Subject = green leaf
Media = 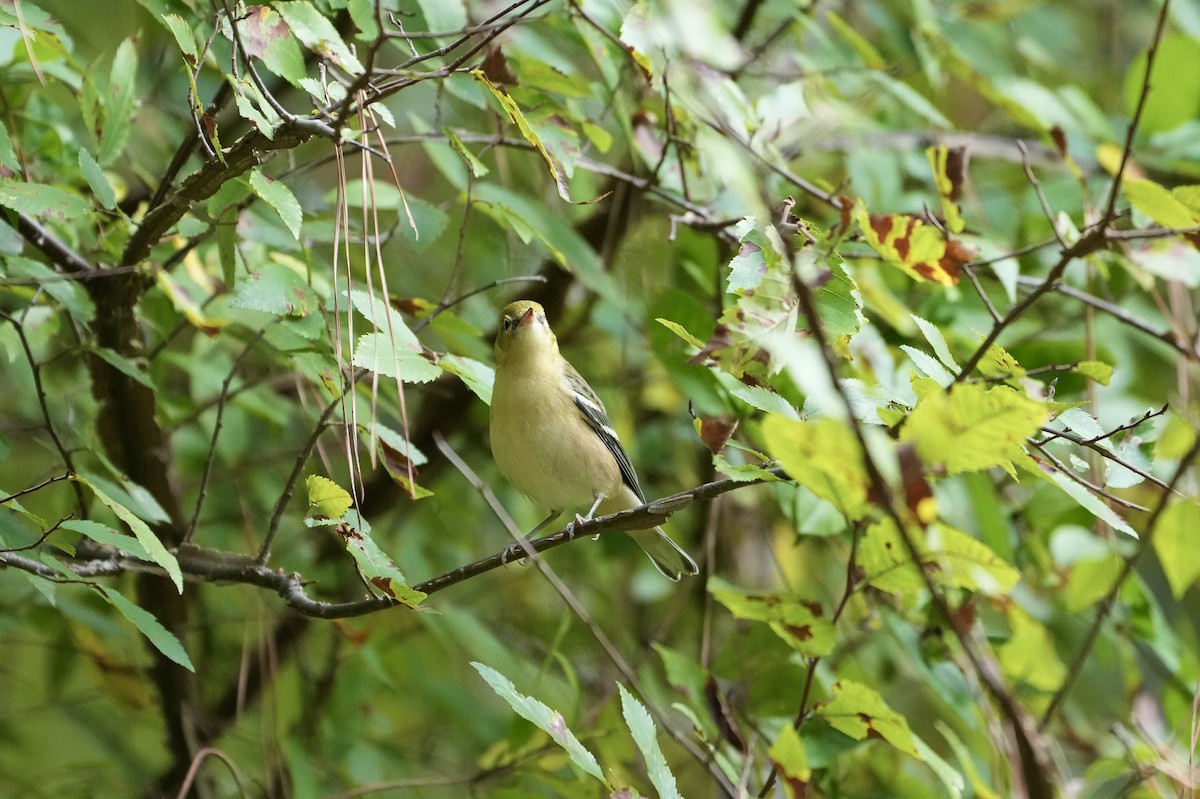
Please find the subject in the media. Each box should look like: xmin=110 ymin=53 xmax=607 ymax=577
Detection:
xmin=443 ymin=127 xmax=490 ymax=177
xmin=1122 ymin=179 xmax=1199 ymax=229
xmin=78 ymin=149 xmax=116 ymax=210
xmin=441 ymin=354 xmax=494 ymax=404
xmin=912 ymin=314 xmax=959 ymax=371
xmin=655 ymin=317 xmax=705 ymax=350
xmin=77 ymin=476 xmax=183 ymax=593
xmin=997 ymin=607 xmax=1065 ymax=691
xmin=762 ymin=416 xmax=871 ymax=521
xmin=1046 ymin=467 xmax=1136 ymax=537
xmin=1074 ymin=360 xmax=1113 ymax=385
xmin=276 ymin=1 xmax=364 ymax=73
xmin=352 ymin=332 xmax=441 ymax=383
xmin=305 ymin=475 xmax=353 ymax=519
xmin=473 ymin=70 xmax=573 ymax=202
xmin=859 ymin=520 xmax=1020 ymax=596
xmin=0 ymin=180 xmax=91 ymax=220
xmin=249 ymin=169 xmax=302 ymax=238
xmin=816 ymin=680 xmax=921 ymax=758
xmin=1154 ymin=500 xmax=1200 ymax=598
xmin=347 ymin=0 xmax=380 ymax=39
xmin=95 ymin=585 xmax=194 ymax=671
xmin=617 ymin=684 xmax=677 ymax=799
xmin=331 ymin=513 xmax=426 ymax=607
xmin=1123 ymin=34 xmax=1200 ymax=135
xmin=1063 ymin=551 xmax=1122 ymax=612
xmin=416 ymin=0 xmax=467 ymax=35
xmin=217 ymin=208 xmax=238 ymax=287
xmin=825 ymin=10 xmax=885 ymax=68
xmin=89 ymin=346 xmax=153 ymax=388
xmin=60 ymin=519 xmax=151 ymax=561
xmin=160 ymin=12 xmax=198 ymax=58
xmin=472 ymin=662 xmax=607 ymax=784
xmin=902 ymin=383 xmax=1047 ymax=476
xmin=99 ymin=38 xmax=138 ymax=166
xmin=768 ymin=724 xmax=811 ymax=791
xmin=231 ymin=263 xmax=320 ymax=316
xmin=0 ymin=120 xmax=20 ymax=173
xmin=3 ymin=255 xmax=95 ymax=324
xmin=710 ymin=580 xmax=835 ymax=656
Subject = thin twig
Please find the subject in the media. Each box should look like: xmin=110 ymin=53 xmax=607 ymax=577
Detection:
xmin=184 ymin=327 xmax=268 ymax=545
xmin=256 ymin=393 xmax=343 ymax=564
xmin=0 ymin=312 xmax=88 ymax=517
xmin=1040 ymin=435 xmax=1200 ymax=730
xmin=1101 ymin=0 xmax=1173 ymax=223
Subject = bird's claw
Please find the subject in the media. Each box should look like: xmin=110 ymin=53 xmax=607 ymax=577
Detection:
xmin=500 ymin=540 xmax=532 ymax=565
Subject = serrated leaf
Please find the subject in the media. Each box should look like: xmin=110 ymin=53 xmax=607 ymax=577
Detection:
xmin=333 ymin=514 xmax=425 ymax=607
xmin=473 ymin=70 xmax=573 ymax=202
xmin=444 ymin=127 xmax=490 ymax=177
xmin=77 ymin=476 xmax=182 ymax=593
xmin=60 ymin=519 xmax=151 ymax=561
xmin=0 ymin=180 xmax=91 ymax=220
xmin=655 ymin=317 xmax=705 ymax=350
xmin=901 ymin=345 xmax=955 ymax=387
xmin=161 ymin=12 xmax=197 ymax=58
xmin=1154 ymin=501 xmax=1200 ymax=598
xmin=352 ymin=332 xmax=442 ymax=383
xmin=1045 ymin=466 xmax=1136 ymax=537
xmin=912 ymin=315 xmax=960 ymax=371
xmin=249 ymin=169 xmax=302 ymax=238
xmin=305 ymin=475 xmax=353 ymax=519
xmin=78 ymin=149 xmax=116 ymax=209
xmin=618 ymin=684 xmax=677 ymax=799
xmin=96 ymin=586 xmax=194 ymax=671
xmin=472 ymin=662 xmax=607 ymax=784
xmin=817 ymin=680 xmax=921 ymax=758
xmin=232 ymin=263 xmax=319 ymax=316
xmin=768 ymin=724 xmax=811 ymax=796
xmin=860 ymin=519 xmax=1019 ymax=596
xmin=710 ymin=580 xmax=835 ymax=656
xmin=902 ymin=383 xmax=1047 ymax=476
xmin=441 ymin=354 xmax=494 ymax=404
xmin=855 ymin=202 xmax=967 ymax=286
xmin=762 ymin=416 xmax=870 ymax=521
xmin=0 ymin=120 xmax=18 ymax=172
xmin=275 ymin=1 xmax=364 ymax=73
xmin=3 ymin=256 xmax=95 ymax=324
xmin=98 ymin=38 xmax=138 ymax=165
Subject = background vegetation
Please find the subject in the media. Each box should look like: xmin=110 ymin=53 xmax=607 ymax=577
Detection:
xmin=1 ymin=0 xmax=1198 ymax=797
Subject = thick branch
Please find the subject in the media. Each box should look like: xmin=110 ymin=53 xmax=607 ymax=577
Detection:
xmin=9 ymin=211 xmax=99 ymax=273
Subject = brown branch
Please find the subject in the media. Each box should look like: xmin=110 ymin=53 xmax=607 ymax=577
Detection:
xmin=9 ymin=211 xmax=99 ymax=274
xmin=955 ymin=223 xmax=1110 ymax=382
xmin=1 ymin=469 xmax=784 ymax=619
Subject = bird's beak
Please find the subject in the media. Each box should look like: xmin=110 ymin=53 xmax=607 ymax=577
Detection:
xmin=519 ymin=307 xmax=536 ymax=327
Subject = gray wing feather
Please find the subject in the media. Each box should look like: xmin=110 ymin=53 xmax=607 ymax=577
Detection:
xmin=564 ymin=368 xmax=645 ymax=501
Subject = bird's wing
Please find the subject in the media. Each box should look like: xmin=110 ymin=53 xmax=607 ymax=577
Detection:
xmin=562 ymin=363 xmax=645 ymax=502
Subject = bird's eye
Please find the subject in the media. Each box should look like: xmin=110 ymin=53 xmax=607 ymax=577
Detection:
xmin=502 ymin=316 xmax=514 ymax=332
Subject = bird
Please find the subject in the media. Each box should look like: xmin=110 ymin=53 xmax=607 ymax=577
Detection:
xmin=489 ymin=300 xmax=699 ymax=580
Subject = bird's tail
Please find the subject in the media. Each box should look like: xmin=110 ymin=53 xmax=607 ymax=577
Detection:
xmin=627 ymin=527 xmax=699 ymax=581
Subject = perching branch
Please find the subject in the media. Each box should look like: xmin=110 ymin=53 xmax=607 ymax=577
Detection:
xmin=0 ymin=469 xmax=783 ymax=619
